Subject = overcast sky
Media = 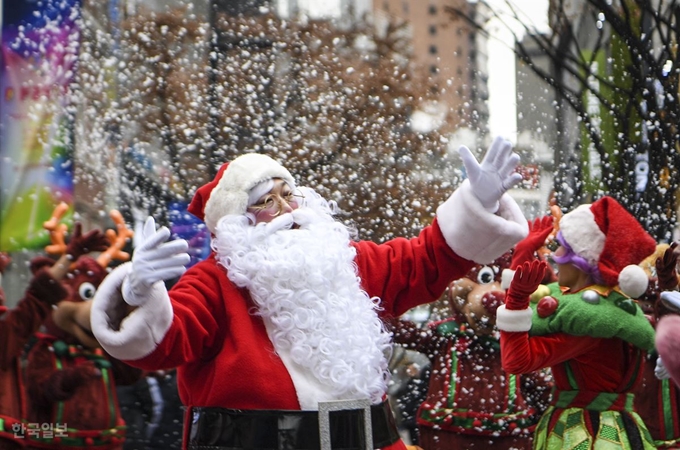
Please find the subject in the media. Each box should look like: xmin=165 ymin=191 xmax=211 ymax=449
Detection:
xmin=486 ymin=0 xmax=550 ymax=142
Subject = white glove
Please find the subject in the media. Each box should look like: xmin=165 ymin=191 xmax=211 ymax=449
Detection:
xmin=459 ymin=136 xmax=523 ymax=212
xmin=655 ymin=356 xmax=671 ymax=380
xmin=122 ymin=216 xmax=190 ymax=306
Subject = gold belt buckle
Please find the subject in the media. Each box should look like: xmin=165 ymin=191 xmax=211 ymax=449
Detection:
xmin=317 ymin=399 xmax=373 ymax=450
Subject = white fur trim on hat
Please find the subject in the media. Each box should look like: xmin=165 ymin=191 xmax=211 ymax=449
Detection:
xmin=559 ymin=204 xmax=605 ymax=267
xmin=91 ymin=262 xmax=173 ymax=361
xmin=248 ymin=179 xmax=275 ymax=206
xmin=618 ymin=264 xmax=649 ymax=298
xmin=436 ymin=180 xmax=528 ymax=264
xmin=204 ymin=154 xmax=295 ymax=233
xmin=496 ymin=304 xmax=533 ymax=332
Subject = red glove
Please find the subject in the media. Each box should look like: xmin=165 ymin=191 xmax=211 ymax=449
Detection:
xmin=505 ymin=260 xmax=547 ymax=310
xmin=65 ymin=223 xmax=109 ymax=261
xmin=511 ymin=216 xmax=554 ymax=269
xmin=656 ymin=242 xmax=679 ymax=291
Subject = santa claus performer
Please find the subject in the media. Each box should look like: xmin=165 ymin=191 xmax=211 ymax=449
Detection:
xmin=90 ymin=137 xmax=529 ymax=450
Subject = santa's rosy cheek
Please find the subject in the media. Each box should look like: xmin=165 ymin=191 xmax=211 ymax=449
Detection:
xmin=253 ymin=208 xmax=278 ymax=224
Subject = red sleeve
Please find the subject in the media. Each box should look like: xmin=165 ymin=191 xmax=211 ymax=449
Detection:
xmin=500 ymin=330 xmax=601 ymax=374
xmin=353 ymin=218 xmax=474 ymax=317
xmin=131 ymin=258 xmax=226 ymax=370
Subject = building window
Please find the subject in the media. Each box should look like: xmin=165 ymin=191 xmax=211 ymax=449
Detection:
xmin=429 ymin=25 xmax=437 ymax=35
xmin=403 ymin=2 xmax=409 ymax=13
xmin=383 ymin=1 xmax=389 ymax=11
xmin=429 ymin=5 xmax=437 ymax=14
xmin=430 ymin=65 xmax=439 ymax=74
xmin=429 ymin=45 xmax=437 ymax=54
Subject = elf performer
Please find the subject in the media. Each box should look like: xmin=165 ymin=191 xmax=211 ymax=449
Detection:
xmin=90 ymin=137 xmax=529 ymax=450
xmin=497 ymin=196 xmax=659 ymax=450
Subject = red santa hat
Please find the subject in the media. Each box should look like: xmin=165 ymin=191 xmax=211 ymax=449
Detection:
xmin=559 ymin=196 xmax=656 ymax=298
xmin=188 ymin=153 xmax=295 ymax=233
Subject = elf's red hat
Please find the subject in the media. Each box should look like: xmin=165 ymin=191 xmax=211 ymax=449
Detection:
xmin=188 ymin=153 xmax=295 ymax=233
xmin=559 ymin=196 xmax=656 ymax=298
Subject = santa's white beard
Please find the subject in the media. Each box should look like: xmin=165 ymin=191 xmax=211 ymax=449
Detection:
xmin=212 ymin=193 xmax=391 ymax=409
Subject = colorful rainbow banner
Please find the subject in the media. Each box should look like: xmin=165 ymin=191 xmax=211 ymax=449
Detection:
xmin=0 ymin=0 xmax=80 ymax=251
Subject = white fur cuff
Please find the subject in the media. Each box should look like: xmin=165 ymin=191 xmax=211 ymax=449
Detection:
xmin=91 ymin=262 xmax=173 ymax=361
xmin=501 ymin=269 xmax=515 ymax=290
xmin=496 ymin=304 xmax=533 ymax=332
xmin=436 ymin=180 xmax=528 ymax=264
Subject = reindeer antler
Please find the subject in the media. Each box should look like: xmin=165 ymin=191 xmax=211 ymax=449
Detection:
xmin=549 ymin=197 xmax=562 ymax=240
xmin=43 ymin=202 xmax=70 ymax=256
xmin=96 ymin=210 xmax=134 ymax=268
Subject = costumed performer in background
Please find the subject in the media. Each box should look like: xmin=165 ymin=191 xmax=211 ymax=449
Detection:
xmin=497 ymin=196 xmax=660 ymax=449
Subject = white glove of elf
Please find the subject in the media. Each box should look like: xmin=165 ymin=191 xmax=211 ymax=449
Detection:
xmin=122 ymin=216 xmax=190 ymax=306
xmin=655 ymin=356 xmax=671 ymax=380
xmin=459 ymin=136 xmax=523 ymax=212
xmin=660 ymin=290 xmax=680 ymax=312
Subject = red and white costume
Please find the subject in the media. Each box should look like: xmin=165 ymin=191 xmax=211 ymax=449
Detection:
xmin=92 ymin=153 xmax=528 ymax=450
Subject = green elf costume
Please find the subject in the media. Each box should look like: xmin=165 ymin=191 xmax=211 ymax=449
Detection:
xmin=497 ymin=197 xmax=659 ymax=450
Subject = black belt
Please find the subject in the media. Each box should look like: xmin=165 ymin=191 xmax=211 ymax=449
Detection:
xmin=187 ymin=399 xmax=401 ymax=449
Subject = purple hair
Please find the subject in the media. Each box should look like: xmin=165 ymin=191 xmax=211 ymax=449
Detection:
xmin=552 ymin=231 xmax=604 ymax=284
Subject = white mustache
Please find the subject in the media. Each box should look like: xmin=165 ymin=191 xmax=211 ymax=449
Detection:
xmin=261 ymin=212 xmax=295 ymax=233
xmin=259 ymin=207 xmax=326 ymax=234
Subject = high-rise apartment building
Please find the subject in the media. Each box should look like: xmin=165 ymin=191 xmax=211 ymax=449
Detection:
xmin=372 ymin=0 xmax=490 ymax=137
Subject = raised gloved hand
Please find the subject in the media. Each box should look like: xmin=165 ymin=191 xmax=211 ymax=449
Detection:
xmin=459 ymin=136 xmax=523 ymax=212
xmin=122 ymin=217 xmax=190 ymax=306
xmin=656 ymin=242 xmax=679 ymax=291
xmin=65 ymin=222 xmax=109 ymax=261
xmin=505 ymin=260 xmax=547 ymax=310
xmin=511 ymin=216 xmax=555 ymax=269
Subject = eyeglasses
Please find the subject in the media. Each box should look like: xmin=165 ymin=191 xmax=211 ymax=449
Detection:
xmin=248 ymin=192 xmax=305 ymax=217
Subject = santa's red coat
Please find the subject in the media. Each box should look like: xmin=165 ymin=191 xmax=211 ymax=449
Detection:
xmin=92 ymin=182 xmax=529 ymax=450
xmin=137 ymin=221 xmax=470 ymax=408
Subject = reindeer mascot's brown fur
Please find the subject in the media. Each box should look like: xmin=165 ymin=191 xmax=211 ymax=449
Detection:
xmin=0 ymin=250 xmax=61 ymax=450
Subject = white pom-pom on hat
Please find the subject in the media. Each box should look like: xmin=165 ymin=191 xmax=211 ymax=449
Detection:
xmin=618 ymin=265 xmax=649 ymax=299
